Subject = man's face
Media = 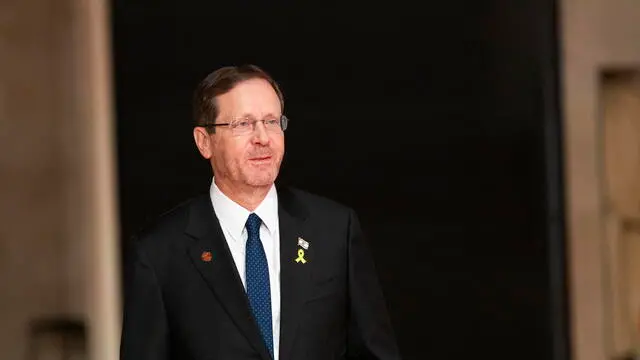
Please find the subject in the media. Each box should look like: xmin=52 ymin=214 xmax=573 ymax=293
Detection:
xmin=206 ymin=78 xmax=285 ymax=188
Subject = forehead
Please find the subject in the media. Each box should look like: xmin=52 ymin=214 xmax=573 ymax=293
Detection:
xmin=216 ymin=78 xmax=281 ymax=118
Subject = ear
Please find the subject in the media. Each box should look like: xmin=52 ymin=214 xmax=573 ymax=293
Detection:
xmin=193 ymin=127 xmax=213 ymax=159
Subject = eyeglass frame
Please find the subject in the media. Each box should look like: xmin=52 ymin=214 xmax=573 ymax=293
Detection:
xmin=202 ymin=114 xmax=289 ymax=135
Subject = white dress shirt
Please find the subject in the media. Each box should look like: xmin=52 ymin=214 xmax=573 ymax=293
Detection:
xmin=210 ymin=179 xmax=281 ymax=359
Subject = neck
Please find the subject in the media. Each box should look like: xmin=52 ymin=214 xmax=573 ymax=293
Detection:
xmin=214 ymin=177 xmax=271 ymax=212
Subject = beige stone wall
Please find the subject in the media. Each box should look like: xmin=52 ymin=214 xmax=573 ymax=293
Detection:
xmin=0 ymin=0 xmax=120 ymax=359
xmin=601 ymin=72 xmax=640 ymax=356
xmin=560 ymin=0 xmax=640 ymax=359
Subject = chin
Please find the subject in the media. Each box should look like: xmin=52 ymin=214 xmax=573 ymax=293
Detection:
xmin=243 ymin=171 xmax=278 ymax=187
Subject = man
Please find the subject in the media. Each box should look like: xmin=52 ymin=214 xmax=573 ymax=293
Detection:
xmin=120 ymin=64 xmax=401 ymax=360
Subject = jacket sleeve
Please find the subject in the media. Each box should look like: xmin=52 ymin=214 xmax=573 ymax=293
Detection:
xmin=346 ymin=209 xmax=402 ymax=360
xmin=120 ymin=238 xmax=169 ymax=360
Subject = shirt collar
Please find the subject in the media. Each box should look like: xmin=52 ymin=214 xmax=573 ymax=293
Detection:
xmin=210 ymin=178 xmax=278 ymax=237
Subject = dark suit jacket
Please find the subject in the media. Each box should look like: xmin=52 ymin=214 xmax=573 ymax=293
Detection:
xmin=120 ymin=186 xmax=401 ymax=360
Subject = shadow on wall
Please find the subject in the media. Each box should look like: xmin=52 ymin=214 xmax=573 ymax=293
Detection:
xmin=24 ymin=316 xmax=87 ymax=360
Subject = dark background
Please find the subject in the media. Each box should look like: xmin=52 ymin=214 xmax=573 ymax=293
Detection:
xmin=110 ymin=1 xmax=568 ymax=359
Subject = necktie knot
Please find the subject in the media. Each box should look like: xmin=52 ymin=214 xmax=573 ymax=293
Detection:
xmin=246 ymin=213 xmax=262 ymax=237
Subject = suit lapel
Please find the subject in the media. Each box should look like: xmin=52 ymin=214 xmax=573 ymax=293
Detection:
xmin=185 ymin=195 xmax=272 ymax=360
xmin=277 ymin=189 xmax=311 ymax=360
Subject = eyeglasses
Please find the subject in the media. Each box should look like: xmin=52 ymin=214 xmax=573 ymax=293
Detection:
xmin=204 ymin=115 xmax=289 ymax=136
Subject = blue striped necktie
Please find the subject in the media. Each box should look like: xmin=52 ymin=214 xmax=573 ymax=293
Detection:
xmin=245 ymin=213 xmax=274 ymax=358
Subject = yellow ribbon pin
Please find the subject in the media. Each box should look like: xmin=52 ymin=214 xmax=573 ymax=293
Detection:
xmin=295 ymin=249 xmax=307 ymax=264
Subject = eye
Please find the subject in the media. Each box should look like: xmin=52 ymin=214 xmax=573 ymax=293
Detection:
xmin=235 ymin=120 xmax=251 ymax=128
xmin=265 ymin=119 xmax=279 ymax=126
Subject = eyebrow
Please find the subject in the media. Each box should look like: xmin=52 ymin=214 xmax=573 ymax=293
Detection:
xmin=236 ymin=113 xmax=280 ymax=120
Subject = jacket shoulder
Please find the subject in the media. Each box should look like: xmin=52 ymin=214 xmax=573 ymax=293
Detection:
xmin=282 ymin=186 xmax=354 ymax=218
xmin=128 ymin=194 xmax=206 ymax=257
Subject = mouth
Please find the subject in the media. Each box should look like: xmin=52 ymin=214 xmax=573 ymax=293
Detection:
xmin=248 ymin=155 xmax=272 ymax=163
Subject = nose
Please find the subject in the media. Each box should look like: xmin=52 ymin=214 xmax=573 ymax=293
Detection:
xmin=251 ymin=121 xmax=270 ymax=145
